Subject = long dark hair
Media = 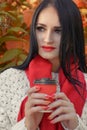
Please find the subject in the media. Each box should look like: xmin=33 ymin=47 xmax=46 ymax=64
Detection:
xmin=16 ymin=0 xmax=86 ymax=94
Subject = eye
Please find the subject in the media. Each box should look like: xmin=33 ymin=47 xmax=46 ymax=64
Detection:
xmin=54 ymin=28 xmax=62 ymax=34
xmin=36 ymin=26 xmax=45 ymax=32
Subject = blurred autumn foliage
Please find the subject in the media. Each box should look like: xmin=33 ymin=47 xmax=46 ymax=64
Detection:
xmin=0 ymin=0 xmax=41 ymax=72
xmin=73 ymin=0 xmax=87 ymax=43
xmin=0 ymin=0 xmax=87 ymax=72
xmin=73 ymin=0 xmax=87 ymax=69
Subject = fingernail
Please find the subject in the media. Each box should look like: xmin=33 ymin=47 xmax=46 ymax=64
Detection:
xmin=41 ymin=106 xmax=49 ymax=110
xmin=46 ymin=101 xmax=51 ymax=105
xmin=35 ymin=86 xmax=40 ymax=90
xmin=51 ymin=93 xmax=56 ymax=99
xmin=45 ymin=95 xmax=53 ymax=99
xmin=50 ymin=120 xmax=55 ymax=124
xmin=45 ymin=94 xmax=55 ymax=99
xmin=48 ymin=115 xmax=52 ymax=120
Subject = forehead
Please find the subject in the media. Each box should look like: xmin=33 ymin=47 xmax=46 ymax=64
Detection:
xmin=37 ymin=6 xmax=60 ymax=26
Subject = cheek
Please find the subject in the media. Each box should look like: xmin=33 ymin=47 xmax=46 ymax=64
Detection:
xmin=54 ymin=36 xmax=61 ymax=48
xmin=54 ymin=34 xmax=61 ymax=42
xmin=36 ymin=33 xmax=44 ymax=45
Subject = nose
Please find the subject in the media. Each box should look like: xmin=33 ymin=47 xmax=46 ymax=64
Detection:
xmin=44 ymin=30 xmax=53 ymax=43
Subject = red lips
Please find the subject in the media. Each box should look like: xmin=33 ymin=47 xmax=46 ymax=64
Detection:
xmin=41 ymin=46 xmax=56 ymax=52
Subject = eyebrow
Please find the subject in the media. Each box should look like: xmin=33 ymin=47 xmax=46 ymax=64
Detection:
xmin=36 ymin=23 xmax=62 ymax=29
xmin=36 ymin=23 xmax=46 ymax=27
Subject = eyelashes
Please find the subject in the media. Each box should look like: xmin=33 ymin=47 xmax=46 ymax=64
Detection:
xmin=36 ymin=26 xmax=45 ymax=32
xmin=36 ymin=26 xmax=62 ymax=34
xmin=54 ymin=29 xmax=62 ymax=34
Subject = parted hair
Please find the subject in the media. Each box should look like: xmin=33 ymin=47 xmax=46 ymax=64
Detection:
xmin=16 ymin=0 xmax=86 ymax=94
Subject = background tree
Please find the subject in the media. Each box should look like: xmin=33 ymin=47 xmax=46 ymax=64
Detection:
xmin=0 ymin=0 xmax=87 ymax=72
xmin=0 ymin=0 xmax=41 ymax=72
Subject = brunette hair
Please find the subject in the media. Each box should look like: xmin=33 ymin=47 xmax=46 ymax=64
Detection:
xmin=16 ymin=0 xmax=86 ymax=94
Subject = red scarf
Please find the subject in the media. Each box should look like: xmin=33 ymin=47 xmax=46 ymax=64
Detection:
xmin=18 ymin=55 xmax=86 ymax=130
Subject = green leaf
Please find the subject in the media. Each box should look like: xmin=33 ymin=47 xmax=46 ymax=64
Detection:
xmin=17 ymin=53 xmax=27 ymax=65
xmin=7 ymin=27 xmax=28 ymax=34
xmin=0 ymin=2 xmax=8 ymax=10
xmin=19 ymin=53 xmax=27 ymax=60
xmin=0 ymin=36 xmax=28 ymax=45
xmin=0 ymin=11 xmax=16 ymax=21
xmin=0 ymin=49 xmax=23 ymax=63
xmin=17 ymin=60 xmax=24 ymax=65
xmin=0 ymin=61 xmax=16 ymax=73
xmin=7 ymin=11 xmax=24 ymax=26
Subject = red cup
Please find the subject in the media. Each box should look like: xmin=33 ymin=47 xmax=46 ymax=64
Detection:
xmin=34 ymin=78 xmax=57 ymax=112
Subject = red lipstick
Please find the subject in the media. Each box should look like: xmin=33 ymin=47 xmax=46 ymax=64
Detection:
xmin=41 ymin=46 xmax=56 ymax=52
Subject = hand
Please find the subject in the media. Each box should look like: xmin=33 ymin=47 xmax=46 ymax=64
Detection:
xmin=47 ymin=92 xmax=78 ymax=130
xmin=25 ymin=86 xmax=51 ymax=130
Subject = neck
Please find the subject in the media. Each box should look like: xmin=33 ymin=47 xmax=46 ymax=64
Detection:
xmin=49 ymin=57 xmax=60 ymax=73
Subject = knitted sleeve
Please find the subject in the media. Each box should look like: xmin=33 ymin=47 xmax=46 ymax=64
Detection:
xmin=12 ymin=117 xmax=40 ymax=130
xmin=62 ymin=73 xmax=87 ymax=130
xmin=0 ymin=68 xmax=29 ymax=130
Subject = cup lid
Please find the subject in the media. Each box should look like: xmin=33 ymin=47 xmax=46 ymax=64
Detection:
xmin=34 ymin=78 xmax=57 ymax=84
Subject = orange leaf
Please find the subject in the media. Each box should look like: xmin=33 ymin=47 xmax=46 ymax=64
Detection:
xmin=23 ymin=9 xmax=34 ymax=27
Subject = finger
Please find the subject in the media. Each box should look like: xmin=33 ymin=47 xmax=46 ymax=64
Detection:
xmin=54 ymin=92 xmax=70 ymax=101
xmin=48 ymin=106 xmax=74 ymax=120
xmin=30 ymin=93 xmax=52 ymax=100
xmin=29 ymin=98 xmax=51 ymax=107
xmin=26 ymin=106 xmax=44 ymax=115
xmin=25 ymin=105 xmax=44 ymax=117
xmin=30 ymin=106 xmax=48 ymax=114
xmin=50 ymin=113 xmax=77 ymax=124
xmin=28 ymin=86 xmax=40 ymax=96
xmin=48 ymin=99 xmax=72 ymax=110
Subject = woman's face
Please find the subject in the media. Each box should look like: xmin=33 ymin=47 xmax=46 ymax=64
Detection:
xmin=36 ymin=5 xmax=62 ymax=61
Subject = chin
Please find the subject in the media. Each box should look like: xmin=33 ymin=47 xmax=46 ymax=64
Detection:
xmin=39 ymin=54 xmax=56 ymax=60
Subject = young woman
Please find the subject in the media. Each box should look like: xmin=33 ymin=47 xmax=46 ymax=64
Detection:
xmin=0 ymin=0 xmax=87 ymax=130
